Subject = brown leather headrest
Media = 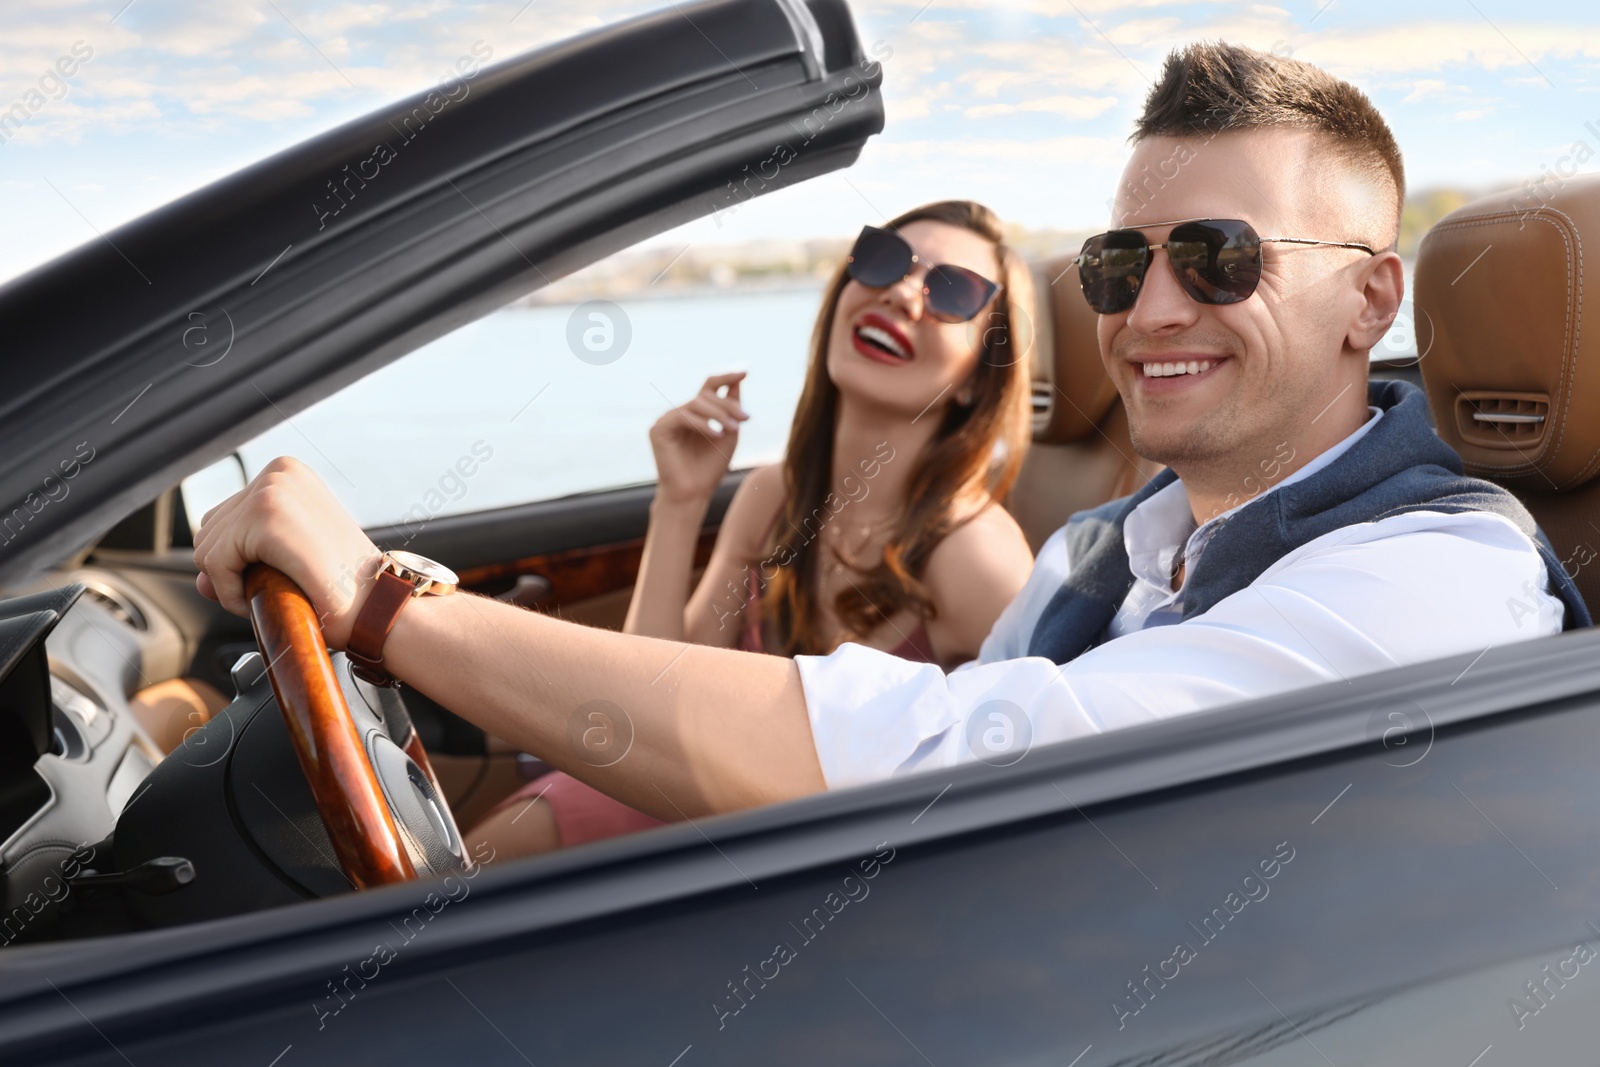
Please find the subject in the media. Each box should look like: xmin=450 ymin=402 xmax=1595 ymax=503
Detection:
xmin=1417 ymin=177 xmax=1600 ymax=490
xmin=1029 ymin=255 xmax=1120 ymax=443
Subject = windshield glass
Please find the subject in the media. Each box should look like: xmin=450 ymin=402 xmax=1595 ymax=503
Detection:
xmin=6 ymin=0 xmax=1600 ymax=1001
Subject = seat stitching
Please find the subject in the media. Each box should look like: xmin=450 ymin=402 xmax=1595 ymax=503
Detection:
xmin=1554 ymin=206 xmax=1600 ymax=485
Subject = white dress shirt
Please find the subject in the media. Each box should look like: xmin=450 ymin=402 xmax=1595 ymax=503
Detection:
xmin=796 ymin=409 xmax=1568 ymax=788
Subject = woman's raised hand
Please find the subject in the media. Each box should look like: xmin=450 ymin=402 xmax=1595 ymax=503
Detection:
xmin=648 ymin=372 xmax=750 ymax=506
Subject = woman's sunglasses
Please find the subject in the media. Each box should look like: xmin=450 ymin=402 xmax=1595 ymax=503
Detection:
xmin=846 ymin=226 xmax=1002 ymax=323
xmin=1075 ymin=218 xmax=1376 ymax=315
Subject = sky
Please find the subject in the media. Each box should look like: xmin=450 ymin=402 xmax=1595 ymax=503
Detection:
xmin=3 ymin=0 xmax=1600 ymax=286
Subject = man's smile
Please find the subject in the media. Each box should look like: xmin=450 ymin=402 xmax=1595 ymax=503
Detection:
xmin=1125 ymin=354 xmax=1231 ymax=393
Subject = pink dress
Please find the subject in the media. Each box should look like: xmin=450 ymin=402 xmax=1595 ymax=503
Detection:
xmin=480 ymin=558 xmax=936 ymax=849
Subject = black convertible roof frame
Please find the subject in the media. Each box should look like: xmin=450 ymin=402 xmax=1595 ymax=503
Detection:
xmin=0 ymin=0 xmax=883 ymax=585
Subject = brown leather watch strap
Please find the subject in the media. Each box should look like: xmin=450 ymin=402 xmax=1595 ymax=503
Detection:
xmin=347 ymin=569 xmax=415 ymax=688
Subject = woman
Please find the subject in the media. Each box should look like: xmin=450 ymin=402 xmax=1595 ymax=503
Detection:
xmin=470 ymin=200 xmax=1037 ymax=855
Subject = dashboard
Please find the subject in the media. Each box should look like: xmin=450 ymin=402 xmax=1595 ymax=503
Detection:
xmin=0 ymin=564 xmax=473 ymax=947
xmin=0 ymin=582 xmax=164 ymax=945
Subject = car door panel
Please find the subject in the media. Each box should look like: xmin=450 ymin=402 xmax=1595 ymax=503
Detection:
xmin=7 ymin=628 xmax=1600 ymax=1064
xmin=370 ymin=471 xmax=743 ymax=616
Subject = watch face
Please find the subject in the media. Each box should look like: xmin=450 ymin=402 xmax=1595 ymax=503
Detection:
xmin=386 ymin=550 xmax=459 ymax=590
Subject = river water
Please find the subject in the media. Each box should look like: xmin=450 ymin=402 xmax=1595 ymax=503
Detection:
xmin=220 ymin=287 xmax=826 ymax=527
xmin=197 ymin=279 xmax=1424 ymax=529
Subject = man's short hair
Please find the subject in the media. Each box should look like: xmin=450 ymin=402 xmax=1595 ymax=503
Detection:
xmin=1134 ymin=42 xmax=1404 ymax=247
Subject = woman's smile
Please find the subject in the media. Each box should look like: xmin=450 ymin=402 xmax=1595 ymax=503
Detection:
xmin=852 ymin=312 xmax=916 ymax=364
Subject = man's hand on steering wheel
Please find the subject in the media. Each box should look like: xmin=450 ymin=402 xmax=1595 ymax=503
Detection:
xmin=192 ymin=456 xmax=381 ymax=649
xmin=194 ymin=456 xmax=469 ymax=888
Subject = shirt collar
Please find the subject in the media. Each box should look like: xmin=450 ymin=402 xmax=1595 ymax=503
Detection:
xmin=1123 ymin=405 xmax=1385 ymax=586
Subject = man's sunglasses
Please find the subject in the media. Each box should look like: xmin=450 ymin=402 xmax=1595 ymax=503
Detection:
xmin=1075 ymin=218 xmax=1376 ymax=315
xmin=846 ymin=226 xmax=1002 ymax=323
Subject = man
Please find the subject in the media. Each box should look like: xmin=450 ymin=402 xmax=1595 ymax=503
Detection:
xmin=193 ymin=43 xmax=1587 ymax=821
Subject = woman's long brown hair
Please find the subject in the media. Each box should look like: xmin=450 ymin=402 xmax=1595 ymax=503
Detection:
xmin=758 ymin=200 xmax=1035 ymax=656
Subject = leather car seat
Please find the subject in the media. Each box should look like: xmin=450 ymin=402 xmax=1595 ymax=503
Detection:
xmin=1416 ymin=176 xmax=1600 ymax=617
xmin=1006 ymin=255 xmax=1163 ymax=551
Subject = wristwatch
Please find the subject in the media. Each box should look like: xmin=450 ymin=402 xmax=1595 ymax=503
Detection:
xmin=347 ymin=550 xmax=458 ymax=687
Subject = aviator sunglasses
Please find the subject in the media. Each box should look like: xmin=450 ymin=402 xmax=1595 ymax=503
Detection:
xmin=846 ymin=225 xmax=1002 ymax=323
xmin=1075 ymin=218 xmax=1376 ymax=315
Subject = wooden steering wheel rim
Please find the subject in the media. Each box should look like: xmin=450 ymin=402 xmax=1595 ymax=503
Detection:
xmin=245 ymin=563 xmax=417 ymax=889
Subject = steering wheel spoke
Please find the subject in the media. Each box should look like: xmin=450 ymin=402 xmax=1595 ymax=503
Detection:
xmin=245 ymin=564 xmax=423 ymax=888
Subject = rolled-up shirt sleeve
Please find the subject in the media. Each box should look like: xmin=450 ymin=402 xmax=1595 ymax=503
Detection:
xmin=795 ymin=510 xmax=1566 ymax=790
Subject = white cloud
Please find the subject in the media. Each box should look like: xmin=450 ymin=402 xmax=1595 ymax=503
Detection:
xmin=876 ymin=0 xmax=1207 ymax=15
xmin=0 ymin=0 xmax=649 ymax=146
xmin=1293 ymin=22 xmax=1600 ymax=80
xmin=963 ymin=38 xmax=1143 ymax=95
xmin=1403 ymin=78 xmax=1449 ymax=102
xmin=965 ymin=94 xmax=1118 ymax=119
xmin=884 ymin=93 xmax=931 ymax=121
xmin=5 ymin=0 xmax=1600 ymax=286
xmin=870 ymin=130 xmax=1129 ymax=177
xmin=140 ymin=8 xmax=267 ymax=58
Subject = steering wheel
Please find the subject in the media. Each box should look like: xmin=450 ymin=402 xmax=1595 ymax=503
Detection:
xmin=243 ymin=563 xmax=456 ymax=889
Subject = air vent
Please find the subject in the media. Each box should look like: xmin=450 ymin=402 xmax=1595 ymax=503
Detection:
xmin=1456 ymin=392 xmax=1549 ymax=451
xmin=80 ymin=580 xmax=148 ymax=631
xmin=1031 ymin=381 xmax=1052 ymax=419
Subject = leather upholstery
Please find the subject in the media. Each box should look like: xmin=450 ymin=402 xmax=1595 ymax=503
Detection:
xmin=1008 ymin=255 xmax=1161 ymax=551
xmin=1417 ymin=176 xmax=1600 ymax=613
xmin=1031 ymin=254 xmax=1123 ymax=444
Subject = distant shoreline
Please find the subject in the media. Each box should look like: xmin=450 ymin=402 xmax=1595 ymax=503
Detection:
xmin=519 ymin=277 xmax=827 ymax=307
